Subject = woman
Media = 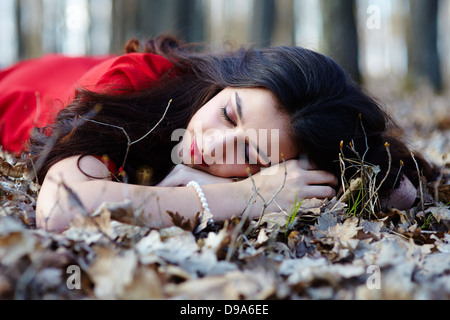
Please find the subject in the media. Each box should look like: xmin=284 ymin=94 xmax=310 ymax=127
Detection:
xmin=1 ymin=35 xmax=432 ymax=233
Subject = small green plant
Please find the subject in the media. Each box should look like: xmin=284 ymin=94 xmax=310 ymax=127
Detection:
xmin=339 ymin=146 xmax=388 ymax=218
xmin=347 ymin=186 xmax=363 ymax=217
xmin=337 ymin=115 xmax=395 ymax=219
xmin=285 ymin=196 xmax=304 ymax=238
xmin=421 ymin=201 xmax=450 ymax=230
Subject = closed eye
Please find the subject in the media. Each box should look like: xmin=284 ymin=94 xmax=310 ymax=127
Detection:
xmin=220 ymin=106 xmax=252 ymax=163
xmin=220 ymin=106 xmax=236 ymax=126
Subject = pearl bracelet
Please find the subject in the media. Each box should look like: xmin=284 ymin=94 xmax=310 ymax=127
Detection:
xmin=187 ymin=181 xmax=214 ymax=232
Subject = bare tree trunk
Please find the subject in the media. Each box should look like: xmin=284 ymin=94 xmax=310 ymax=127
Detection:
xmin=175 ymin=0 xmax=205 ymax=42
xmin=111 ymin=0 xmax=140 ymax=53
xmin=251 ymin=0 xmax=276 ymax=47
xmin=16 ymin=0 xmax=43 ymax=60
xmin=111 ymin=0 xmax=205 ymax=52
xmin=88 ymin=0 xmax=113 ymax=55
xmin=320 ymin=0 xmax=360 ymax=82
xmin=407 ymin=0 xmax=442 ymax=92
xmin=137 ymin=0 xmax=176 ymax=38
xmin=272 ymin=0 xmax=295 ymax=46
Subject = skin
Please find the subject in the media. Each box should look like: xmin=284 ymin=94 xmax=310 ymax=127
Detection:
xmin=161 ymin=87 xmax=299 ymax=186
xmin=36 ymin=87 xmax=339 ymax=232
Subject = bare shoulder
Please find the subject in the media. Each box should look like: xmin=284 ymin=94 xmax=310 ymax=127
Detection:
xmin=45 ymin=155 xmax=112 ymax=184
xmin=36 ymin=155 xmax=113 ymax=231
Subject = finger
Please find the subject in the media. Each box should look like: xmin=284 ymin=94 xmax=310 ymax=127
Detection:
xmin=304 ymin=171 xmax=339 ymax=187
xmin=302 ymin=185 xmax=337 ymax=199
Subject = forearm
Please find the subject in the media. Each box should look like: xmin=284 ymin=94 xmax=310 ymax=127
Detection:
xmin=37 ymin=179 xmax=257 ymax=232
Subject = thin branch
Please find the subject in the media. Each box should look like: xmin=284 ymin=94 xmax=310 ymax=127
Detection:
xmin=226 ymin=157 xmax=289 ymax=261
xmin=339 ymin=141 xmax=347 ymax=194
xmin=80 ymin=99 xmax=173 ymax=172
xmin=27 ymin=153 xmax=40 ymax=186
xmin=433 ymin=153 xmax=446 ymax=203
xmin=411 ymin=152 xmax=425 ymax=212
xmin=225 ymin=186 xmax=258 ymax=262
xmin=384 ymin=160 xmax=404 ymax=210
xmin=358 ymin=113 xmax=369 ymax=162
xmin=360 ymin=142 xmax=392 ymax=217
xmin=131 ymin=99 xmax=172 ymax=145
xmin=249 ymin=157 xmax=288 ymax=229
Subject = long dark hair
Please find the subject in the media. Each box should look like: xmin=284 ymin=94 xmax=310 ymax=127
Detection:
xmin=28 ymin=35 xmax=433 ymax=198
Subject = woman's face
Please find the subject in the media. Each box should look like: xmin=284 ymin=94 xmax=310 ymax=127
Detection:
xmin=175 ymin=87 xmax=298 ymax=178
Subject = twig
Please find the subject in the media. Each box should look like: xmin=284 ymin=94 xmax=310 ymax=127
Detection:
xmin=59 ymin=179 xmax=118 ymax=244
xmin=411 ymin=152 xmax=425 ymax=212
xmin=226 ymin=157 xmax=289 ymax=261
xmin=252 ymin=157 xmax=288 ymax=229
xmin=225 ymin=187 xmax=257 ymax=262
xmin=131 ymin=99 xmax=173 ymax=145
xmin=265 ymin=158 xmax=288 ymax=208
xmin=339 ymin=141 xmax=347 ymax=194
xmin=80 ymin=99 xmax=173 ymax=173
xmin=358 ymin=114 xmax=370 ymax=163
xmin=58 ymin=180 xmax=89 ymax=216
xmin=28 ymin=153 xmax=40 ymax=186
xmin=434 ymin=153 xmax=446 ymax=203
xmin=360 ymin=142 xmax=392 ymax=217
xmin=384 ymin=160 xmax=404 ymax=210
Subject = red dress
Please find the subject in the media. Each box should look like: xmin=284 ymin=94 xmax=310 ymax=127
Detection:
xmin=0 ymin=53 xmax=174 ymax=155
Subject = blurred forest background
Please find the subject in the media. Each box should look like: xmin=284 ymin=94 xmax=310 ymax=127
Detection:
xmin=0 ymin=0 xmax=449 ymax=93
xmin=0 ymin=1 xmax=449 ymax=301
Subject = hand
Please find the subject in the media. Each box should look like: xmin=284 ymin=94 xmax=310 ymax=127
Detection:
xmin=157 ymin=164 xmax=235 ymax=187
xmin=244 ymin=159 xmax=338 ymax=212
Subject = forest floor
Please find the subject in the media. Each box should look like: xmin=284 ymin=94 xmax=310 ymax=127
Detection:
xmin=0 ymin=81 xmax=449 ymax=300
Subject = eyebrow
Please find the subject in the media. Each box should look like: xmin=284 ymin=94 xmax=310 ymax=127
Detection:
xmin=235 ymin=92 xmax=243 ymax=123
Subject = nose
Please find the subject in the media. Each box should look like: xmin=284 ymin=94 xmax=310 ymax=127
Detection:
xmin=202 ymin=130 xmax=245 ymax=165
xmin=202 ymin=132 xmax=221 ymax=159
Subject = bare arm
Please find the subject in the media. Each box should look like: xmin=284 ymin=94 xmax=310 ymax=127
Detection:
xmin=37 ymin=156 xmax=337 ymax=233
xmin=36 ymin=156 xmax=253 ymax=232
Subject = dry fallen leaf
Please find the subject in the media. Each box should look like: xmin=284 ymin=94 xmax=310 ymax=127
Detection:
xmin=0 ymin=157 xmax=27 ymax=179
xmin=86 ymin=246 xmax=138 ymax=299
xmin=326 ymin=217 xmax=363 ymax=245
xmin=1 ymin=97 xmax=449 ymax=302
xmin=167 ymin=211 xmax=199 ymax=232
xmin=0 ymin=217 xmax=37 ymax=267
xmin=165 ymin=268 xmax=276 ymax=300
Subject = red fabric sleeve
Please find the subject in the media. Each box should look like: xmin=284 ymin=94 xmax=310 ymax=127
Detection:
xmin=0 ymin=53 xmax=174 ymax=155
xmin=78 ymin=52 xmax=175 ymax=94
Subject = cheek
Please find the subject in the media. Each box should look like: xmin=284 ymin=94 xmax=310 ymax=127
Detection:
xmin=190 ymin=104 xmax=218 ymax=126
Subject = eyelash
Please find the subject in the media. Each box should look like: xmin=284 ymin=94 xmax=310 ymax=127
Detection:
xmin=220 ymin=106 xmax=235 ymax=126
xmin=220 ymin=106 xmax=250 ymax=163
